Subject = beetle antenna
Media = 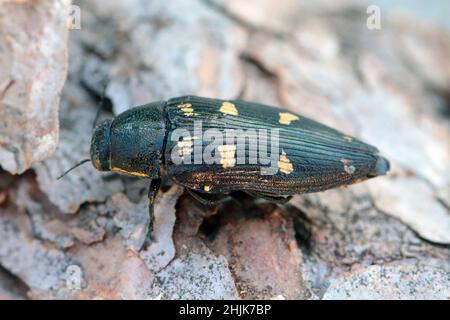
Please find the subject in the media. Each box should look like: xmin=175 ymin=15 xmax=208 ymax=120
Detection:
xmin=57 ymin=158 xmax=91 ymax=180
xmin=92 ymin=83 xmax=108 ymax=130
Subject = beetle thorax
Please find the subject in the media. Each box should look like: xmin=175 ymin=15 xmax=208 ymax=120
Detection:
xmin=97 ymin=103 xmax=166 ymax=178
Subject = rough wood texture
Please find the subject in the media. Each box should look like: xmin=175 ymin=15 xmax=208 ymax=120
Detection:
xmin=0 ymin=0 xmax=449 ymax=299
xmin=0 ymin=0 xmax=71 ymax=174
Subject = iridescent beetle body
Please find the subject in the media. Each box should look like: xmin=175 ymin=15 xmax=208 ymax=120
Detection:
xmin=90 ymin=95 xmax=389 ymax=227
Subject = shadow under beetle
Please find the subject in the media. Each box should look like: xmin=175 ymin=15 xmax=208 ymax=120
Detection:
xmin=66 ymin=95 xmax=390 ymax=235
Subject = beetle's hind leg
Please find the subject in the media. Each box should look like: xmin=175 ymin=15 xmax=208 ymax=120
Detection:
xmin=187 ymin=188 xmax=229 ymax=206
xmin=245 ymin=191 xmax=292 ymax=204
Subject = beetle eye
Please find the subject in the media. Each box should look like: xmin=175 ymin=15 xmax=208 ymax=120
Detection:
xmin=90 ymin=119 xmax=112 ymax=171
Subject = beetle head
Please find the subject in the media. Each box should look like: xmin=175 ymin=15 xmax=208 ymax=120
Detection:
xmin=90 ymin=119 xmax=113 ymax=171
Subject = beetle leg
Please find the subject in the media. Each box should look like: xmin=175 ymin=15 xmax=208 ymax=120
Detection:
xmin=187 ymin=188 xmax=229 ymax=206
xmin=245 ymin=191 xmax=293 ymax=204
xmin=140 ymin=179 xmax=161 ymax=250
xmin=148 ymin=178 xmax=161 ymax=203
xmin=148 ymin=178 xmax=161 ymax=231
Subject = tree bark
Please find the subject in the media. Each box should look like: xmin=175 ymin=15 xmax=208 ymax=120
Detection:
xmin=0 ymin=0 xmax=449 ymax=299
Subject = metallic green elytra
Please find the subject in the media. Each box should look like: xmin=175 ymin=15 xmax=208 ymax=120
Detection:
xmin=88 ymin=95 xmax=389 ymax=224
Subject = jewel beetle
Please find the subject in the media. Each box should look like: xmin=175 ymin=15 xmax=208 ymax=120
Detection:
xmin=62 ymin=95 xmax=389 ymax=231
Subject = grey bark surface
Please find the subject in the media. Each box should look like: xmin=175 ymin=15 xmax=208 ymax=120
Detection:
xmin=0 ymin=0 xmax=449 ymax=299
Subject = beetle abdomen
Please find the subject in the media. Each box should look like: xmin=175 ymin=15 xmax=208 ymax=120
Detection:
xmin=164 ymin=96 xmax=388 ymax=195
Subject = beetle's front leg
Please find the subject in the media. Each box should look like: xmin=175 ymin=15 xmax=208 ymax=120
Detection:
xmin=141 ymin=178 xmax=161 ymax=250
xmin=148 ymin=178 xmax=161 ymax=233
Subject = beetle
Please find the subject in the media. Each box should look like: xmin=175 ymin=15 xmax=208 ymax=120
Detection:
xmin=62 ymin=95 xmax=389 ymax=232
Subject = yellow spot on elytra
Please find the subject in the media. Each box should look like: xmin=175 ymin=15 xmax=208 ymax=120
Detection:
xmin=218 ymin=144 xmax=236 ymax=168
xmin=279 ymin=112 xmax=299 ymax=125
xmin=278 ymin=150 xmax=293 ymax=174
xmin=220 ymin=102 xmax=238 ymax=116
xmin=340 ymin=158 xmax=355 ymax=174
xmin=204 ymin=186 xmax=211 ymax=192
xmin=343 ymin=135 xmax=353 ymax=142
xmin=111 ymin=167 xmax=148 ymax=177
xmin=178 ymin=103 xmax=195 ymax=116
xmin=344 ymin=165 xmax=355 ymax=174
